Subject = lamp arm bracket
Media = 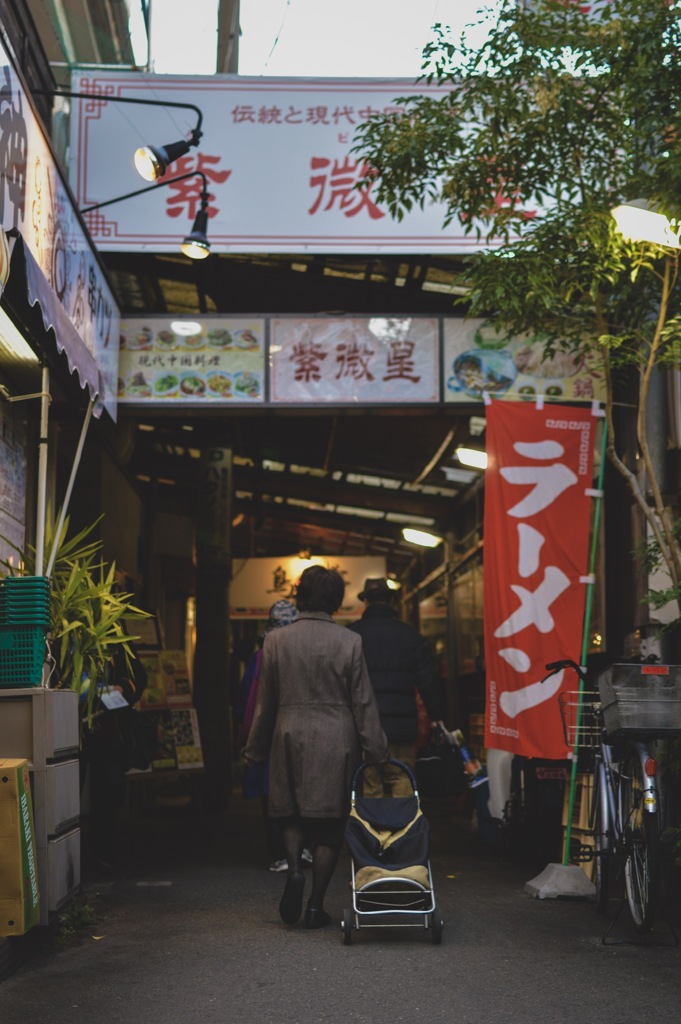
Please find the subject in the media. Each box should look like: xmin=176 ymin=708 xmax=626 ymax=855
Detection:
xmin=34 ymin=89 xmax=203 ymax=133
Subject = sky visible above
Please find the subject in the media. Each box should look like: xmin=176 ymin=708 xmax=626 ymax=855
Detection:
xmin=150 ymin=0 xmax=497 ymax=77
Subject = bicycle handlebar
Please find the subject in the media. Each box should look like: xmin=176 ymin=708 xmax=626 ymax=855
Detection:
xmin=542 ymin=658 xmax=588 ymax=683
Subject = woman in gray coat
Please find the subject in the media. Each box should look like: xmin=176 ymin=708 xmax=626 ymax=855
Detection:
xmin=244 ymin=565 xmax=388 ymax=929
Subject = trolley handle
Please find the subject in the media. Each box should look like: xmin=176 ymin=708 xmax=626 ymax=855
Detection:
xmin=350 ymin=758 xmax=419 ymax=793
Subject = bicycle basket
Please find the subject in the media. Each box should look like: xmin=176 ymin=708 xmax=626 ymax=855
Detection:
xmin=558 ymin=692 xmax=601 ymax=749
xmin=597 ymin=664 xmax=681 ymax=737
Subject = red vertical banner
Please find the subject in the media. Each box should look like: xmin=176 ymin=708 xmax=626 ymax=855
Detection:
xmin=483 ymin=401 xmax=597 ymax=759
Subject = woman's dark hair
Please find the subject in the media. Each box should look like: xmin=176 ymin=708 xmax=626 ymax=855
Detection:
xmin=295 ymin=565 xmax=345 ymax=614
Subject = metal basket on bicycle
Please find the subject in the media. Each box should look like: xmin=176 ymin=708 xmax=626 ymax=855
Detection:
xmin=558 ymin=691 xmax=602 ymax=749
xmin=597 ymin=663 xmax=681 ymax=737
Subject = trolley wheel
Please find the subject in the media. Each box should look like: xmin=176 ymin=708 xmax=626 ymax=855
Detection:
xmin=341 ymin=908 xmax=353 ymax=945
xmin=430 ymin=907 xmax=444 ymax=944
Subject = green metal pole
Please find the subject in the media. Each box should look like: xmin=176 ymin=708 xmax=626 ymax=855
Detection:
xmin=563 ymin=417 xmax=608 ymax=866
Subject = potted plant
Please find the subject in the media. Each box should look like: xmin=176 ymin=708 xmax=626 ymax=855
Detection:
xmin=1 ymin=510 xmax=149 ymax=724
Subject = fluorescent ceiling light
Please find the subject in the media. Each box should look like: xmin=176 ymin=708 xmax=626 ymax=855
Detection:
xmin=441 ymin=466 xmax=476 ymax=484
xmin=402 ymin=527 xmax=443 ymax=548
xmin=611 ymin=199 xmax=680 ymax=249
xmin=456 ymin=446 xmax=488 ymax=470
xmin=0 ymin=308 xmax=39 ymax=362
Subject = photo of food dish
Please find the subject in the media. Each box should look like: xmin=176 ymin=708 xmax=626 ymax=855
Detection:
xmin=234 ymin=329 xmax=260 ymax=351
xmin=233 ymin=371 xmax=261 ymax=399
xmin=179 ymin=373 xmax=206 ymax=397
xmin=448 ymin=349 xmax=516 ymax=397
xmin=181 ymin=331 xmax=205 ymax=349
xmin=154 ymin=373 xmax=179 ymax=396
xmin=207 ymin=328 xmax=232 ymax=349
xmin=117 ymin=377 xmax=126 ymax=397
xmin=155 ymin=329 xmax=177 ymax=350
xmin=510 ymin=339 xmax=583 ymax=378
xmin=126 ymin=326 xmax=153 ymax=350
xmin=206 ymin=372 xmax=232 ymax=397
xmin=126 ymin=372 xmax=152 ymax=398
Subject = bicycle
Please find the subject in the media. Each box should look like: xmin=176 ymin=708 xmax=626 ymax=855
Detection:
xmin=544 ymin=658 xmax=674 ymax=935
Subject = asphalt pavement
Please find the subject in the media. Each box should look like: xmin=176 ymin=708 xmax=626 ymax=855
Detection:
xmin=1 ymin=789 xmax=679 ymax=1024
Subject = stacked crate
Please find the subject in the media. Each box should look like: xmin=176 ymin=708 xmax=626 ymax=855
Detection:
xmin=0 ymin=577 xmax=51 ymax=688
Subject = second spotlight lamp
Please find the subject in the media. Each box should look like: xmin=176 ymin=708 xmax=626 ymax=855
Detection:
xmin=81 ymin=171 xmax=212 ymax=260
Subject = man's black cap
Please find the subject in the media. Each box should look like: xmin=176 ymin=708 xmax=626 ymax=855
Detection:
xmin=358 ymin=577 xmax=392 ymax=602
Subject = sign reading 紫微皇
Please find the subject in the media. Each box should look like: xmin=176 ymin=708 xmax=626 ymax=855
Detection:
xmin=118 ymin=318 xmax=265 ymax=403
xmin=68 ymin=72 xmax=528 ymax=256
xmin=483 ymin=400 xmax=597 ymax=760
xmin=0 ymin=42 xmax=119 ymax=420
xmin=270 ymin=317 xmax=439 ymax=404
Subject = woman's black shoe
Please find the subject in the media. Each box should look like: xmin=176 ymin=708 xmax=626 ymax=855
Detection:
xmin=279 ymin=871 xmax=305 ymax=924
xmin=304 ymin=907 xmax=332 ymax=929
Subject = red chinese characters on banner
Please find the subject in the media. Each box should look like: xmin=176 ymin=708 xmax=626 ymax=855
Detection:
xmin=309 ymin=157 xmax=384 ymax=220
xmin=164 ymin=154 xmax=232 ymax=219
xmin=483 ymin=401 xmax=596 ymax=759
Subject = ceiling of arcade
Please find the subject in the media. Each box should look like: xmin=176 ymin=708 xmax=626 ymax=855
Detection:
xmin=97 ymin=250 xmax=485 ymax=580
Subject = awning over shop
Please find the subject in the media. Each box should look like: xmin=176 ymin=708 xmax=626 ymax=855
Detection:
xmin=2 ymin=232 xmax=103 ymax=416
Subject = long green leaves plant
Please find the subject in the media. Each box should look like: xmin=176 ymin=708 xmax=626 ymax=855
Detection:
xmin=1 ymin=511 xmax=149 ymax=724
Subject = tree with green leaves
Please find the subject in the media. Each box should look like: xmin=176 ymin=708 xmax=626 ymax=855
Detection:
xmin=354 ymin=0 xmax=681 ymax=618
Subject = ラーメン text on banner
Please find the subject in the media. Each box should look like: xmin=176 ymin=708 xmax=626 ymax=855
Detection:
xmin=483 ymin=401 xmax=596 ymax=759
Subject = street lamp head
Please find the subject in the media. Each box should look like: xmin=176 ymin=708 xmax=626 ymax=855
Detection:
xmin=181 ymin=192 xmax=211 ymax=260
xmin=611 ymin=198 xmax=680 ymax=249
xmin=81 ymin=172 xmax=213 ymax=261
xmin=134 ymin=128 xmax=203 ymax=182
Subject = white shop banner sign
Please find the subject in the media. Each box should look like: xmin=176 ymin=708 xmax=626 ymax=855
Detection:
xmin=443 ymin=319 xmax=606 ymax=405
xmin=69 ymin=72 xmax=497 ymax=255
xmin=230 ymin=555 xmax=387 ymax=619
xmin=0 ymin=45 xmax=119 ymax=419
xmin=119 ymin=317 xmax=264 ymax=403
xmin=270 ymin=317 xmax=439 ymax=403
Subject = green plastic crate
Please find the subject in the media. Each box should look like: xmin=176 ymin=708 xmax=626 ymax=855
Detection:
xmin=0 ymin=626 xmax=48 ymax=687
xmin=0 ymin=577 xmax=51 ymax=628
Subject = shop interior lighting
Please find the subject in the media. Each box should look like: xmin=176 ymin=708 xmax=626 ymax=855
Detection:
xmin=611 ymin=199 xmax=680 ymax=248
xmin=81 ymin=171 xmax=212 ymax=260
xmin=455 ymin=446 xmax=488 ymax=470
xmin=37 ymin=89 xmax=203 ymax=182
xmin=402 ymin=527 xmax=443 ymax=548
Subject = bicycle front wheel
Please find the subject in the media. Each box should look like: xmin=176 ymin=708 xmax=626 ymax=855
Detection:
xmin=590 ymin=761 xmax=610 ymax=915
xmin=621 ymin=747 xmax=660 ymax=933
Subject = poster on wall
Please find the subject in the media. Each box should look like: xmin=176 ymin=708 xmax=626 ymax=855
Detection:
xmin=0 ymin=405 xmax=26 ymax=566
xmin=443 ymin=320 xmax=605 ymax=405
xmin=230 ymin=555 xmax=388 ymax=619
xmin=118 ymin=318 xmax=265 ymax=403
xmin=483 ymin=400 xmax=598 ymax=760
xmin=270 ymin=317 xmax=439 ymax=404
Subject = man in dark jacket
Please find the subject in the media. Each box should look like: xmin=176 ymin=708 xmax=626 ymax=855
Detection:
xmin=348 ymin=577 xmax=443 ymax=775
